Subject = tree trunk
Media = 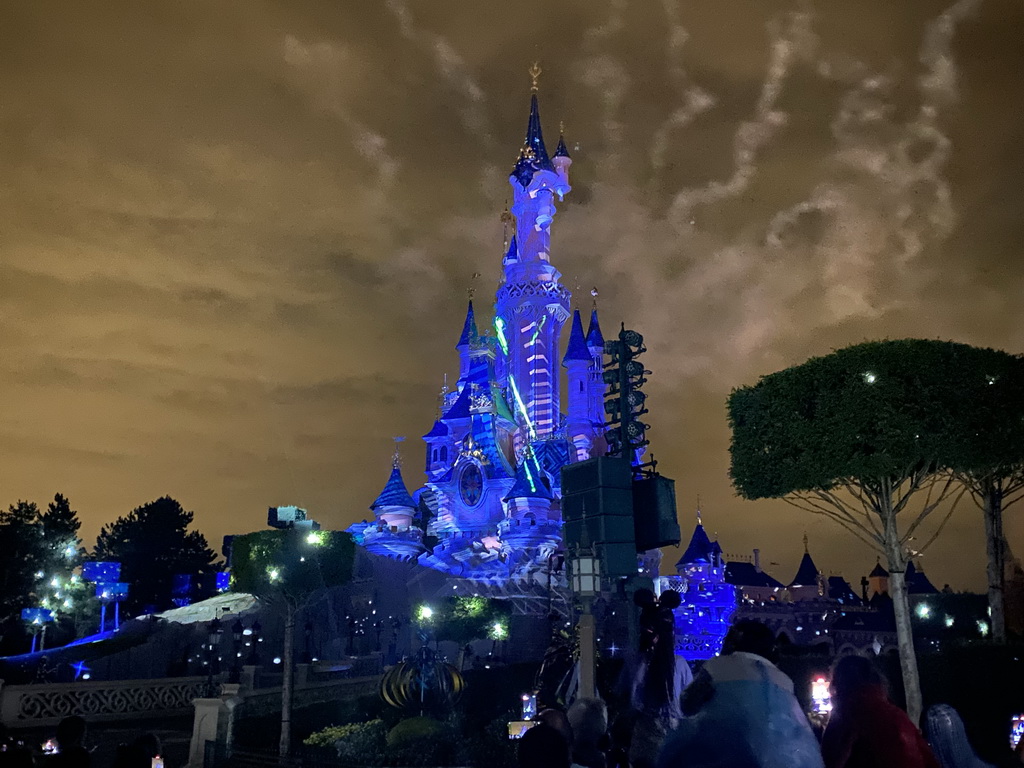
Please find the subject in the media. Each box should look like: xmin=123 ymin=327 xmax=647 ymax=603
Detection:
xmin=279 ymin=604 xmax=295 ymax=758
xmin=982 ymin=479 xmax=1007 ymax=643
xmin=883 ymin=510 xmax=922 ymax=724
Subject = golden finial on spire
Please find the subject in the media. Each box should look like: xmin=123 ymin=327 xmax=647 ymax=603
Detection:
xmin=559 ymin=120 xmax=566 ymax=136
xmin=392 ymin=436 xmax=406 ymax=468
xmin=696 ymin=494 xmax=702 ymax=526
xmin=590 ymin=286 xmax=599 ymax=309
xmin=803 ymin=532 xmax=809 ymax=553
xmin=468 ymin=272 xmax=481 ymax=301
xmin=529 ymin=61 xmax=542 ymax=92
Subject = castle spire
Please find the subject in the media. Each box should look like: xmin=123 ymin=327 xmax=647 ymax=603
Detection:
xmin=456 ymin=300 xmax=478 ymax=349
xmin=562 ymin=309 xmax=591 ymax=364
xmin=586 ymin=291 xmax=604 ymax=349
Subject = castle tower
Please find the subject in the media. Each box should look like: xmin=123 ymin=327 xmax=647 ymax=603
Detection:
xmin=495 ymin=66 xmax=572 ymax=439
xmin=563 ymin=309 xmax=595 ymax=461
xmin=585 ymin=307 xmax=606 ymax=454
xmin=361 ymin=452 xmax=425 ymax=561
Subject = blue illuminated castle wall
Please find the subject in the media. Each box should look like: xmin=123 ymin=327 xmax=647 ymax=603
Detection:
xmin=348 ymin=88 xmax=606 ymax=586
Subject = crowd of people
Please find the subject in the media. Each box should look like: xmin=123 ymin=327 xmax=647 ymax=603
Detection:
xmin=0 ymin=717 xmax=161 ymax=768
xmin=520 ymin=617 xmax=1024 ymax=768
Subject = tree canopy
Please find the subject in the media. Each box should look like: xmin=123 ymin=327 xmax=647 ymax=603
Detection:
xmin=230 ymin=528 xmax=355 ymax=605
xmin=94 ymin=496 xmax=216 ymax=614
xmin=729 ymin=338 xmax=1023 ymax=503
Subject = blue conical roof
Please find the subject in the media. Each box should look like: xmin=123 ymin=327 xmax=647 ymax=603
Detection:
xmin=511 ymin=94 xmax=554 ymax=187
xmin=504 ymin=235 xmax=518 ymax=264
xmin=586 ymin=309 xmax=604 ymax=348
xmin=555 ymin=133 xmax=571 ymax=158
xmin=790 ymin=551 xmax=820 ymax=587
xmin=456 ymin=301 xmax=478 ymax=348
xmin=906 ymin=561 xmax=939 ymax=594
xmin=676 ymin=523 xmax=717 ymax=567
xmin=562 ymin=309 xmax=591 ymax=364
xmin=370 ymin=465 xmax=416 ymax=511
xmin=503 ymin=458 xmax=553 ymax=501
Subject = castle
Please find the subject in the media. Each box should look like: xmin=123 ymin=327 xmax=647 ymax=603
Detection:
xmin=348 ymin=75 xmax=604 ymax=586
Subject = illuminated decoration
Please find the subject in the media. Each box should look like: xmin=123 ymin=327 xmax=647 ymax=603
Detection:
xmin=944 ymin=614 xmax=954 ymax=628
xmin=82 ymin=561 xmax=121 ymax=584
xmin=171 ymin=574 xmax=193 ymax=607
xmin=22 ymin=608 xmax=54 ymax=653
xmin=660 ymin=516 xmax=738 ymax=661
xmin=977 ymin=619 xmax=990 ymax=637
xmin=379 ymin=646 xmax=465 ymax=715
xmin=215 ymin=571 xmax=231 ymax=592
xmin=349 ymin=76 xmax=604 ymax=586
xmin=96 ymin=582 xmax=129 ymax=632
xmin=417 ymin=604 xmax=434 ymax=622
xmin=916 ymin=602 xmax=931 ymax=619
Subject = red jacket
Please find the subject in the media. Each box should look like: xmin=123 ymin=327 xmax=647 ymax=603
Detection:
xmin=822 ymin=686 xmax=939 ymax=768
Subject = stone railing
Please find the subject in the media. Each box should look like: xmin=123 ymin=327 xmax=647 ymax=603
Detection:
xmin=0 ymin=676 xmax=208 ymax=729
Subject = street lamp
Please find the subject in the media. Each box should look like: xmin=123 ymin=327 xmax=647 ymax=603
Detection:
xmin=230 ymin=619 xmax=244 ymax=683
xmin=205 ymin=617 xmax=223 ymax=697
xmin=569 ymin=530 xmax=600 ymax=699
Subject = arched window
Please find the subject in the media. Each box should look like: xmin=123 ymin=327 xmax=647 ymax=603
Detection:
xmin=440 ymin=445 xmax=448 ymax=462
xmin=579 ymin=381 xmax=584 ymax=393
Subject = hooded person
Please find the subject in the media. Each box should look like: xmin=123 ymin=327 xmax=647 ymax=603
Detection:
xmin=924 ymin=705 xmax=994 ymax=768
xmin=656 ymin=619 xmax=824 ymax=768
xmin=821 ymin=655 xmax=938 ymax=768
xmin=626 ymin=589 xmax=693 ymax=768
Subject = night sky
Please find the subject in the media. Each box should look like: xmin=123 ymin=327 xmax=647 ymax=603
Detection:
xmin=2 ymin=1 xmax=1022 ymax=591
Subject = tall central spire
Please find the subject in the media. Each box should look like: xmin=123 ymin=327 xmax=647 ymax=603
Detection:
xmin=495 ymin=71 xmax=573 ymax=439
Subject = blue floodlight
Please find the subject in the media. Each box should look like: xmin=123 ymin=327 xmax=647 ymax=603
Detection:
xmin=82 ymin=561 xmax=121 ymax=583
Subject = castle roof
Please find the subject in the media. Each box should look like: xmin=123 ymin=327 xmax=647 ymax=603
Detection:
xmin=790 ymin=551 xmax=820 ymax=587
xmin=503 ymin=458 xmax=554 ymax=501
xmin=511 ymin=94 xmax=554 ymax=187
xmin=422 ymin=420 xmax=449 ymax=439
xmin=827 ymin=575 xmax=863 ymax=604
xmin=869 ymin=560 xmax=889 ymax=578
xmin=725 ymin=561 xmax=784 ymax=589
xmin=586 ymin=309 xmax=604 ymax=348
xmin=906 ymin=561 xmax=939 ymax=594
xmin=677 ymin=523 xmax=719 ymax=567
xmin=370 ymin=465 xmax=416 ymax=511
xmin=456 ymin=300 xmax=478 ymax=348
xmin=554 ymin=133 xmax=571 ymax=158
xmin=503 ymin=234 xmax=518 ymax=264
xmin=562 ymin=309 xmax=591 ymax=364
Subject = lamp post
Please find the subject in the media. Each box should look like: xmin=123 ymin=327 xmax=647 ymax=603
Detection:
xmin=205 ymin=617 xmax=223 ymax=697
xmin=570 ymin=537 xmax=600 ymax=699
xmin=230 ymin=619 xmax=244 ymax=683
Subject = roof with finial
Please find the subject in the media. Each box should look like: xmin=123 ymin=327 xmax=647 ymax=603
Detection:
xmin=555 ymin=131 xmax=571 ymax=158
xmin=511 ymin=70 xmax=554 ymax=187
xmin=503 ymin=234 xmax=518 ymax=264
xmin=563 ymin=309 xmax=591 ymax=364
xmin=422 ymin=420 xmax=449 ymax=439
xmin=586 ymin=307 xmax=604 ymax=348
xmin=790 ymin=535 xmax=820 ymax=587
xmin=905 ymin=561 xmax=939 ymax=594
xmin=457 ymin=300 xmax=478 ymax=348
xmin=370 ymin=463 xmax=416 ymax=511
xmin=676 ymin=515 xmax=719 ymax=567
xmin=503 ymin=456 xmax=553 ymax=501
xmin=869 ymin=559 xmax=889 ymax=578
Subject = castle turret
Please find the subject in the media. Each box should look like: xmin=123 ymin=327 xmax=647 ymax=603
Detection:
xmin=496 ymin=67 xmax=571 ymax=440
xmin=788 ymin=535 xmax=824 ymax=601
xmin=370 ymin=463 xmax=417 ymax=529
xmin=585 ymin=307 xmax=606 ymax=451
xmin=563 ymin=309 xmax=594 ymax=461
xmin=356 ymin=452 xmax=426 ymax=562
xmin=455 ymin=300 xmax=478 ymax=386
xmin=552 ymin=129 xmax=572 ymax=198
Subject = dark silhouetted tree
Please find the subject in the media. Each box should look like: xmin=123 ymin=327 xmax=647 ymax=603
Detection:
xmin=0 ymin=501 xmax=44 ymax=627
xmin=727 ymin=339 xmax=1019 ymax=723
xmin=94 ymin=496 xmax=216 ymax=614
